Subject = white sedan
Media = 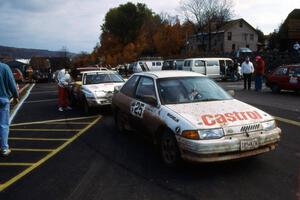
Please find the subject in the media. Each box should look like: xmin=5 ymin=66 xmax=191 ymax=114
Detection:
xmin=69 ymin=70 xmax=125 ymax=113
xmin=112 ymin=71 xmax=281 ymax=166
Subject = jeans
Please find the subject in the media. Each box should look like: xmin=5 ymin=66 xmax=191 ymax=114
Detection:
xmin=255 ymin=74 xmax=263 ymax=91
xmin=0 ymin=98 xmax=10 ymax=150
xmin=243 ymin=73 xmax=252 ymax=90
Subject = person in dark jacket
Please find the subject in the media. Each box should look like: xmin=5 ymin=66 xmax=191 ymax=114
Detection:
xmin=0 ymin=62 xmax=19 ymax=156
xmin=254 ymin=56 xmax=265 ymax=91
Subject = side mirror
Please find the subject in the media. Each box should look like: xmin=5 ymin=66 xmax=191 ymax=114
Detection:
xmin=140 ymin=95 xmax=158 ymax=107
xmin=227 ymin=90 xmax=235 ymax=97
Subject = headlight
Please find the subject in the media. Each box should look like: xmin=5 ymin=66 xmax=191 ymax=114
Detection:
xmin=114 ymin=85 xmax=122 ymax=92
xmin=199 ymin=128 xmax=224 ymax=140
xmin=261 ymin=120 xmax=277 ymax=131
xmin=84 ymin=90 xmax=95 ymax=98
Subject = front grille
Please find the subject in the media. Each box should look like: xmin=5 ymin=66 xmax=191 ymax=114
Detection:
xmin=240 ymin=124 xmax=260 ymax=133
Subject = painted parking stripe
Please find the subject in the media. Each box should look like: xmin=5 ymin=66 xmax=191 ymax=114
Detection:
xmin=24 ymin=99 xmax=57 ymax=104
xmin=46 ymin=122 xmax=91 ymax=125
xmin=10 ymin=128 xmax=82 ymax=132
xmin=9 ymin=84 xmax=35 ymax=124
xmin=11 ymin=148 xmax=54 ymax=152
xmin=10 ymin=137 xmax=69 ymax=141
xmin=11 ymin=115 xmax=99 ymax=127
xmin=0 ymin=163 xmax=33 ymax=166
xmin=0 ymin=115 xmax=101 ymax=192
xmin=275 ymin=116 xmax=300 ymax=127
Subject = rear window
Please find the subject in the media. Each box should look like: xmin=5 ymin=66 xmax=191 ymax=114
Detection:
xmin=289 ymin=67 xmax=300 ymax=77
xmin=184 ymin=60 xmax=191 ymax=67
xmin=274 ymin=67 xmax=288 ymax=76
xmin=121 ymin=75 xmax=140 ymax=97
xmin=207 ymin=60 xmax=219 ymax=66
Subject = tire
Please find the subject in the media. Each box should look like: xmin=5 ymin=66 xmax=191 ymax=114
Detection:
xmin=159 ymin=130 xmax=181 ymax=167
xmin=115 ymin=110 xmax=127 ymax=133
xmin=271 ymin=84 xmax=280 ymax=93
xmin=83 ymin=99 xmax=90 ymax=114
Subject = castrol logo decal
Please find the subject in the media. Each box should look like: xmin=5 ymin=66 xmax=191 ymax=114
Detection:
xmin=201 ymin=111 xmax=262 ymax=126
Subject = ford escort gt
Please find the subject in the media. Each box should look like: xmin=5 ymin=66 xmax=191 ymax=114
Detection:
xmin=112 ymin=71 xmax=281 ymax=166
xmin=69 ymin=70 xmax=125 ymax=113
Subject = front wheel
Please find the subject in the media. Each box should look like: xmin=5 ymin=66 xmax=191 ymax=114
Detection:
xmin=160 ymin=130 xmax=181 ymax=167
xmin=271 ymin=84 xmax=280 ymax=93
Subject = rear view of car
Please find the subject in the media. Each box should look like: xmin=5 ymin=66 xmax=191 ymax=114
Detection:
xmin=265 ymin=65 xmax=300 ymax=93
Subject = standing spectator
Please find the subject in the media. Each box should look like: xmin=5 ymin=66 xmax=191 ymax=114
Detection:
xmin=254 ymin=56 xmax=265 ymax=91
xmin=241 ymin=57 xmax=254 ymax=90
xmin=0 ymin=61 xmax=19 ymax=156
xmin=57 ymin=68 xmax=72 ymax=112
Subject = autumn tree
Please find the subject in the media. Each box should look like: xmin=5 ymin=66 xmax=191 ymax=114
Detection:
xmin=180 ymin=0 xmax=234 ymax=51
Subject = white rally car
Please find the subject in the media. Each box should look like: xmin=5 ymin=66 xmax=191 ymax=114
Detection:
xmin=112 ymin=71 xmax=281 ymax=166
xmin=69 ymin=70 xmax=125 ymax=113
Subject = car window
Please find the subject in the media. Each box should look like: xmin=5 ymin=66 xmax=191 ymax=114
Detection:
xmin=83 ymin=73 xmax=124 ymax=85
xmin=289 ymin=67 xmax=300 ymax=77
xmin=195 ymin=60 xmax=205 ymax=67
xmin=157 ymin=77 xmax=232 ymax=104
xmin=152 ymin=62 xmax=156 ymax=66
xmin=156 ymin=62 xmax=161 ymax=66
xmin=207 ymin=60 xmax=219 ymax=66
xmin=275 ymin=67 xmax=288 ymax=76
xmin=225 ymin=60 xmax=233 ymax=67
xmin=135 ymin=77 xmax=157 ymax=101
xmin=184 ymin=60 xmax=191 ymax=67
xmin=120 ymin=75 xmax=140 ymax=97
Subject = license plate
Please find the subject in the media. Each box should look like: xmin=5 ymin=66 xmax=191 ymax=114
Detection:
xmin=240 ymin=138 xmax=259 ymax=151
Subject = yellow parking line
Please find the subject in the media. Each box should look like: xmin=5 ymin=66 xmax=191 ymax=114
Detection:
xmin=10 ymin=115 xmax=99 ymax=127
xmin=275 ymin=116 xmax=300 ymax=127
xmin=10 ymin=137 xmax=69 ymax=141
xmin=0 ymin=163 xmax=33 ymax=166
xmin=11 ymin=148 xmax=54 ymax=152
xmin=0 ymin=115 xmax=101 ymax=192
xmin=10 ymin=128 xmax=82 ymax=132
xmin=46 ymin=122 xmax=91 ymax=125
xmin=24 ymin=99 xmax=57 ymax=104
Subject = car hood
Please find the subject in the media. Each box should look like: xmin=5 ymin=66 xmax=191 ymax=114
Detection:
xmin=165 ymin=99 xmax=273 ymax=129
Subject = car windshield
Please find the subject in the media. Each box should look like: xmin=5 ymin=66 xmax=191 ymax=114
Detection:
xmin=157 ymin=77 xmax=232 ymax=104
xmin=84 ymin=73 xmax=124 ymax=85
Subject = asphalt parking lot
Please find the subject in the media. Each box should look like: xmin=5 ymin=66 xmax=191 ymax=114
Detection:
xmin=0 ymin=82 xmax=299 ymax=200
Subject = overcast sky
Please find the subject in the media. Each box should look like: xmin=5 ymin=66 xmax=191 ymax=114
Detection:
xmin=0 ymin=0 xmax=299 ymax=53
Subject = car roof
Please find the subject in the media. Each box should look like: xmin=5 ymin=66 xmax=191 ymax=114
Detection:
xmin=81 ymin=70 xmax=117 ymax=74
xmin=184 ymin=57 xmax=232 ymax=60
xmin=134 ymin=70 xmax=205 ymax=79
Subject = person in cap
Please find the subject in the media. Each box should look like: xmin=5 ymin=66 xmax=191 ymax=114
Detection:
xmin=254 ymin=56 xmax=265 ymax=91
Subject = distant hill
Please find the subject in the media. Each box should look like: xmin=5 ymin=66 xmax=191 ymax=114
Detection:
xmin=0 ymin=45 xmax=77 ymax=59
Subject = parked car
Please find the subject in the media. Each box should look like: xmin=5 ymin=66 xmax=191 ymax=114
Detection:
xmin=265 ymin=64 xmax=300 ymax=93
xmin=131 ymin=60 xmax=163 ymax=73
xmin=68 ymin=70 xmax=125 ymax=113
xmin=162 ymin=59 xmax=184 ymax=70
xmin=182 ymin=57 xmax=241 ymax=80
xmin=112 ymin=71 xmax=281 ymax=166
xmin=12 ymin=68 xmax=24 ymax=83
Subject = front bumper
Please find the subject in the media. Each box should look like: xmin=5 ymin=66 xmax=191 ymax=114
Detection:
xmin=177 ymin=127 xmax=281 ymax=162
xmin=86 ymin=97 xmax=112 ymax=107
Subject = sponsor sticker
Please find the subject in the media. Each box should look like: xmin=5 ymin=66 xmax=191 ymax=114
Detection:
xmin=201 ymin=111 xmax=263 ymax=126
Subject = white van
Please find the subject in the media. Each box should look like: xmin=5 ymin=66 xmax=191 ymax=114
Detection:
xmin=132 ymin=60 xmax=163 ymax=73
xmin=182 ymin=57 xmax=235 ymax=79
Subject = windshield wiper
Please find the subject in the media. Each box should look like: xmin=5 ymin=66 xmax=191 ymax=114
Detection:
xmin=199 ymin=98 xmax=222 ymax=102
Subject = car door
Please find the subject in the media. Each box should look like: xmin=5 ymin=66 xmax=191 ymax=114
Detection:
xmin=206 ymin=60 xmax=220 ymax=78
xmin=273 ymin=67 xmax=289 ymax=89
xmin=117 ymin=75 xmax=141 ymax=130
xmin=193 ymin=60 xmax=206 ymax=75
xmin=131 ymin=76 xmax=161 ymax=137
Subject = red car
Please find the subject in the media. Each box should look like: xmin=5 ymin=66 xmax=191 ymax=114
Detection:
xmin=265 ymin=64 xmax=300 ymax=93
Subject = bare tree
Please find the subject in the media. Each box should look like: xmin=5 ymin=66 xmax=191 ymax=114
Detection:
xmin=180 ymin=0 xmax=234 ymax=51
